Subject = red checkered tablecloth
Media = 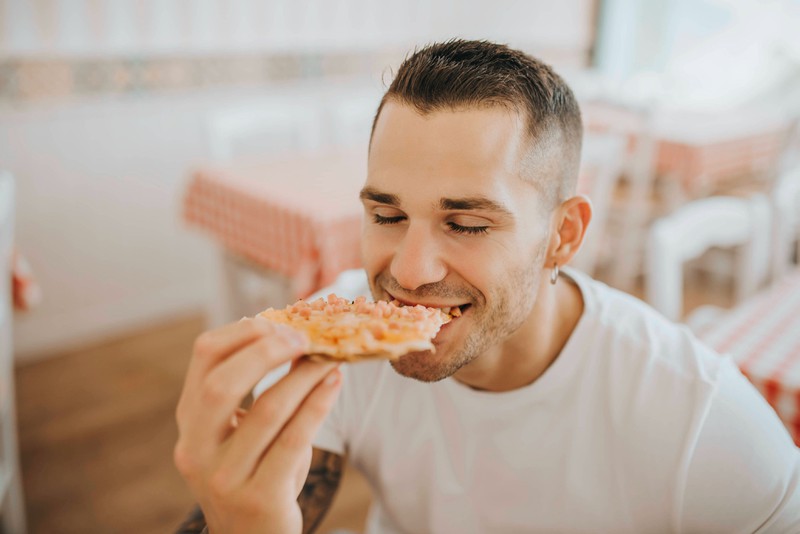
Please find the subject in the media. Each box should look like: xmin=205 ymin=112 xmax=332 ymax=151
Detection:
xmin=183 ymin=149 xmax=366 ymax=299
xmin=698 ymin=270 xmax=800 ymax=446
xmin=584 ymin=100 xmax=791 ymax=196
xmin=655 ymin=114 xmax=790 ymax=194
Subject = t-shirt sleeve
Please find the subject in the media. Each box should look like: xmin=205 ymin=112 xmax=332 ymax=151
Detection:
xmin=679 ymin=358 xmax=800 ymax=533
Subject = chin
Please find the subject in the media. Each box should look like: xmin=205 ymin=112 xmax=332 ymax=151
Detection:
xmin=390 ymin=345 xmax=473 ymax=383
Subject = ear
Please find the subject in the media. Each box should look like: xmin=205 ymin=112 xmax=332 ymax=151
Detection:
xmin=546 ymin=195 xmax=593 ymax=268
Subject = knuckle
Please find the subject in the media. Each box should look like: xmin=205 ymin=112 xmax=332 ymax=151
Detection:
xmin=200 ymin=377 xmax=230 ymax=405
xmin=192 ymin=332 xmax=216 ymax=359
xmin=304 ymin=393 xmax=332 ymax=420
xmin=247 ymin=337 xmax=285 ymax=366
xmin=173 ymin=441 xmax=199 ymax=477
xmin=277 ymin=427 xmax=309 ymax=450
xmin=252 ymin=397 xmax=280 ymax=423
xmin=253 ymin=335 xmax=281 ymax=356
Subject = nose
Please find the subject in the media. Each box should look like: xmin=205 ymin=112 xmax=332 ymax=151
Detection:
xmin=390 ymin=223 xmax=447 ymax=291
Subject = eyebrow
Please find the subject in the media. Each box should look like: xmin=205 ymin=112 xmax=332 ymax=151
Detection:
xmin=440 ymin=197 xmax=513 ymax=217
xmin=359 ymin=187 xmax=400 ymax=206
xmin=360 ymin=187 xmax=513 ymax=217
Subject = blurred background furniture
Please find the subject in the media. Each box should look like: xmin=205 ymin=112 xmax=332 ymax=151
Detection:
xmin=570 ymin=131 xmax=627 ymax=275
xmin=771 ymin=164 xmax=800 ymax=282
xmin=206 ymin=95 xmax=325 ymax=162
xmin=580 ymin=98 xmax=660 ymax=288
xmin=695 ymin=269 xmax=800 ymax=447
xmin=0 ymin=171 xmax=28 ymax=534
xmin=183 ymin=148 xmax=366 ymax=325
xmin=192 ymin=82 xmax=381 ymax=326
xmin=645 ymin=194 xmax=771 ymax=322
xmin=582 ymin=96 xmax=796 ymax=291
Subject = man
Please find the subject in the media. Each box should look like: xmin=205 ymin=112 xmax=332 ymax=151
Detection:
xmin=174 ymin=40 xmax=800 ymax=533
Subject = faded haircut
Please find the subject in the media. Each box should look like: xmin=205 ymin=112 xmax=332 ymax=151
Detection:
xmin=370 ymin=39 xmax=583 ymax=207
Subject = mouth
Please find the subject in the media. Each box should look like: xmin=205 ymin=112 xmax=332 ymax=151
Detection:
xmin=385 ymin=292 xmax=472 ymax=321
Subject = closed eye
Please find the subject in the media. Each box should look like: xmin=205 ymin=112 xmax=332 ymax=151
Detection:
xmin=447 ymin=222 xmax=489 ymax=235
xmin=372 ymin=214 xmax=406 ymax=225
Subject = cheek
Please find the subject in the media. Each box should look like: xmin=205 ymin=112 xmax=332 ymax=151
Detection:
xmin=361 ymin=223 xmax=394 ymax=274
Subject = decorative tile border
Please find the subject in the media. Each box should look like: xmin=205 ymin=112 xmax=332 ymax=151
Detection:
xmin=0 ymin=52 xmax=398 ymax=104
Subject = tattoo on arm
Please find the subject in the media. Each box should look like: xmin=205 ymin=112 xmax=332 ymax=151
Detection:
xmin=299 ymin=448 xmax=345 ymax=534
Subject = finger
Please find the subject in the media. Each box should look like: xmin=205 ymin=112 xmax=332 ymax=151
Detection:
xmin=178 ymin=319 xmax=297 ymax=424
xmin=251 ymin=367 xmax=342 ymax=490
xmin=178 ymin=317 xmax=306 ymax=426
xmin=217 ymin=360 xmax=339 ymax=483
xmin=187 ymin=317 xmax=306 ymax=381
xmin=182 ymin=331 xmax=310 ymax=447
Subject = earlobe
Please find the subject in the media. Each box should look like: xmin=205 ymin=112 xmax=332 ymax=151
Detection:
xmin=550 ymin=195 xmax=592 ymax=267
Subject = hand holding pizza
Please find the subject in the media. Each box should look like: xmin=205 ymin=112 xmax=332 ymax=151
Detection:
xmin=173 ymin=316 xmax=342 ymax=534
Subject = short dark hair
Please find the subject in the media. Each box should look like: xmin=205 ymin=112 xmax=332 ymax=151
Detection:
xmin=371 ymin=39 xmax=583 ymax=206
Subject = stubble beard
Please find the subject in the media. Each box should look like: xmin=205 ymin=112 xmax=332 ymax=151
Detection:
xmin=385 ymin=244 xmax=547 ymax=383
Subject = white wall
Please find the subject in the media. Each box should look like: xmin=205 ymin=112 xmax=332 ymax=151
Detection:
xmin=2 ymin=87 xmax=272 ymax=360
xmin=1 ymin=0 xmax=595 ymax=61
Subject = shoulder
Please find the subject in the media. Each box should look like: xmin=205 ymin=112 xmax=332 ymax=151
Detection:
xmin=679 ymin=361 xmax=800 ymax=531
xmin=566 ymin=267 xmax=726 ymax=381
xmin=564 ymin=270 xmax=731 ymax=459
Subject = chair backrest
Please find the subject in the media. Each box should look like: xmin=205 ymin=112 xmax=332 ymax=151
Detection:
xmin=206 ymin=96 xmax=324 ymax=161
xmin=771 ymin=164 xmax=800 ymax=281
xmin=570 ymin=132 xmax=627 ymax=275
xmin=322 ymin=84 xmax=383 ymax=150
xmin=582 ymin=99 xmax=659 ymax=190
xmin=582 ymin=98 xmax=663 ymax=290
xmin=646 ymin=194 xmax=771 ymax=321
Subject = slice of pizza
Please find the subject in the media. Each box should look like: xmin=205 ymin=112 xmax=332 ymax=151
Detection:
xmin=257 ymin=294 xmax=459 ymax=362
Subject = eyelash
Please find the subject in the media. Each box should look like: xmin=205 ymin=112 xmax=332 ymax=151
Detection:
xmin=372 ymin=214 xmax=489 ymax=235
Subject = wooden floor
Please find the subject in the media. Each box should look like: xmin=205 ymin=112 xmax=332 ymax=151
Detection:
xmin=15 ymin=314 xmax=371 ymax=534
xmin=14 ymin=270 xmax=732 ymax=533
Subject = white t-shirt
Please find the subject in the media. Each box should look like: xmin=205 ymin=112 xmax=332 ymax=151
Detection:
xmin=312 ymin=268 xmax=800 ymax=533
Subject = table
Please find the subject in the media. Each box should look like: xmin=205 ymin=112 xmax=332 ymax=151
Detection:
xmin=654 ymin=108 xmax=793 ymax=197
xmin=583 ymin=100 xmax=794 ymax=289
xmin=697 ymin=270 xmax=800 ymax=446
xmin=183 ymin=148 xmax=367 ymax=319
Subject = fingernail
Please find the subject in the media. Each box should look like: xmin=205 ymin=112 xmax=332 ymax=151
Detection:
xmin=324 ymin=369 xmax=341 ymax=386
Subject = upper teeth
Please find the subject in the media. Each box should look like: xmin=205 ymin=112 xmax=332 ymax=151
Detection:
xmin=391 ymin=299 xmax=462 ymax=317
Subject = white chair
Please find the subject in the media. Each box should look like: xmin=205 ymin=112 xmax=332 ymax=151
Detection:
xmin=645 ymin=194 xmax=771 ymax=322
xmin=322 ymin=84 xmax=383 ymax=150
xmin=206 ymin=96 xmax=324 ymax=162
xmin=204 ymin=95 xmax=327 ymax=325
xmin=582 ymin=99 xmax=662 ymax=291
xmin=0 ymin=171 xmax=28 ymax=534
xmin=771 ymin=164 xmax=800 ymax=281
xmin=570 ymin=132 xmax=627 ymax=275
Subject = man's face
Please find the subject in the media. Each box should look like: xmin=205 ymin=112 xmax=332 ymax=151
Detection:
xmin=361 ymin=102 xmax=553 ymax=382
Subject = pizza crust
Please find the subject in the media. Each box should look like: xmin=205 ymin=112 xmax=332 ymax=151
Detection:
xmin=258 ymin=294 xmax=453 ymax=362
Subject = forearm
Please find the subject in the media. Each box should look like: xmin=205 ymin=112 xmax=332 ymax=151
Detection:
xmin=299 ymin=449 xmax=346 ymax=534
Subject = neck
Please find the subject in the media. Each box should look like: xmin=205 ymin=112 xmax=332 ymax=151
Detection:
xmin=453 ymin=271 xmax=584 ymax=392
